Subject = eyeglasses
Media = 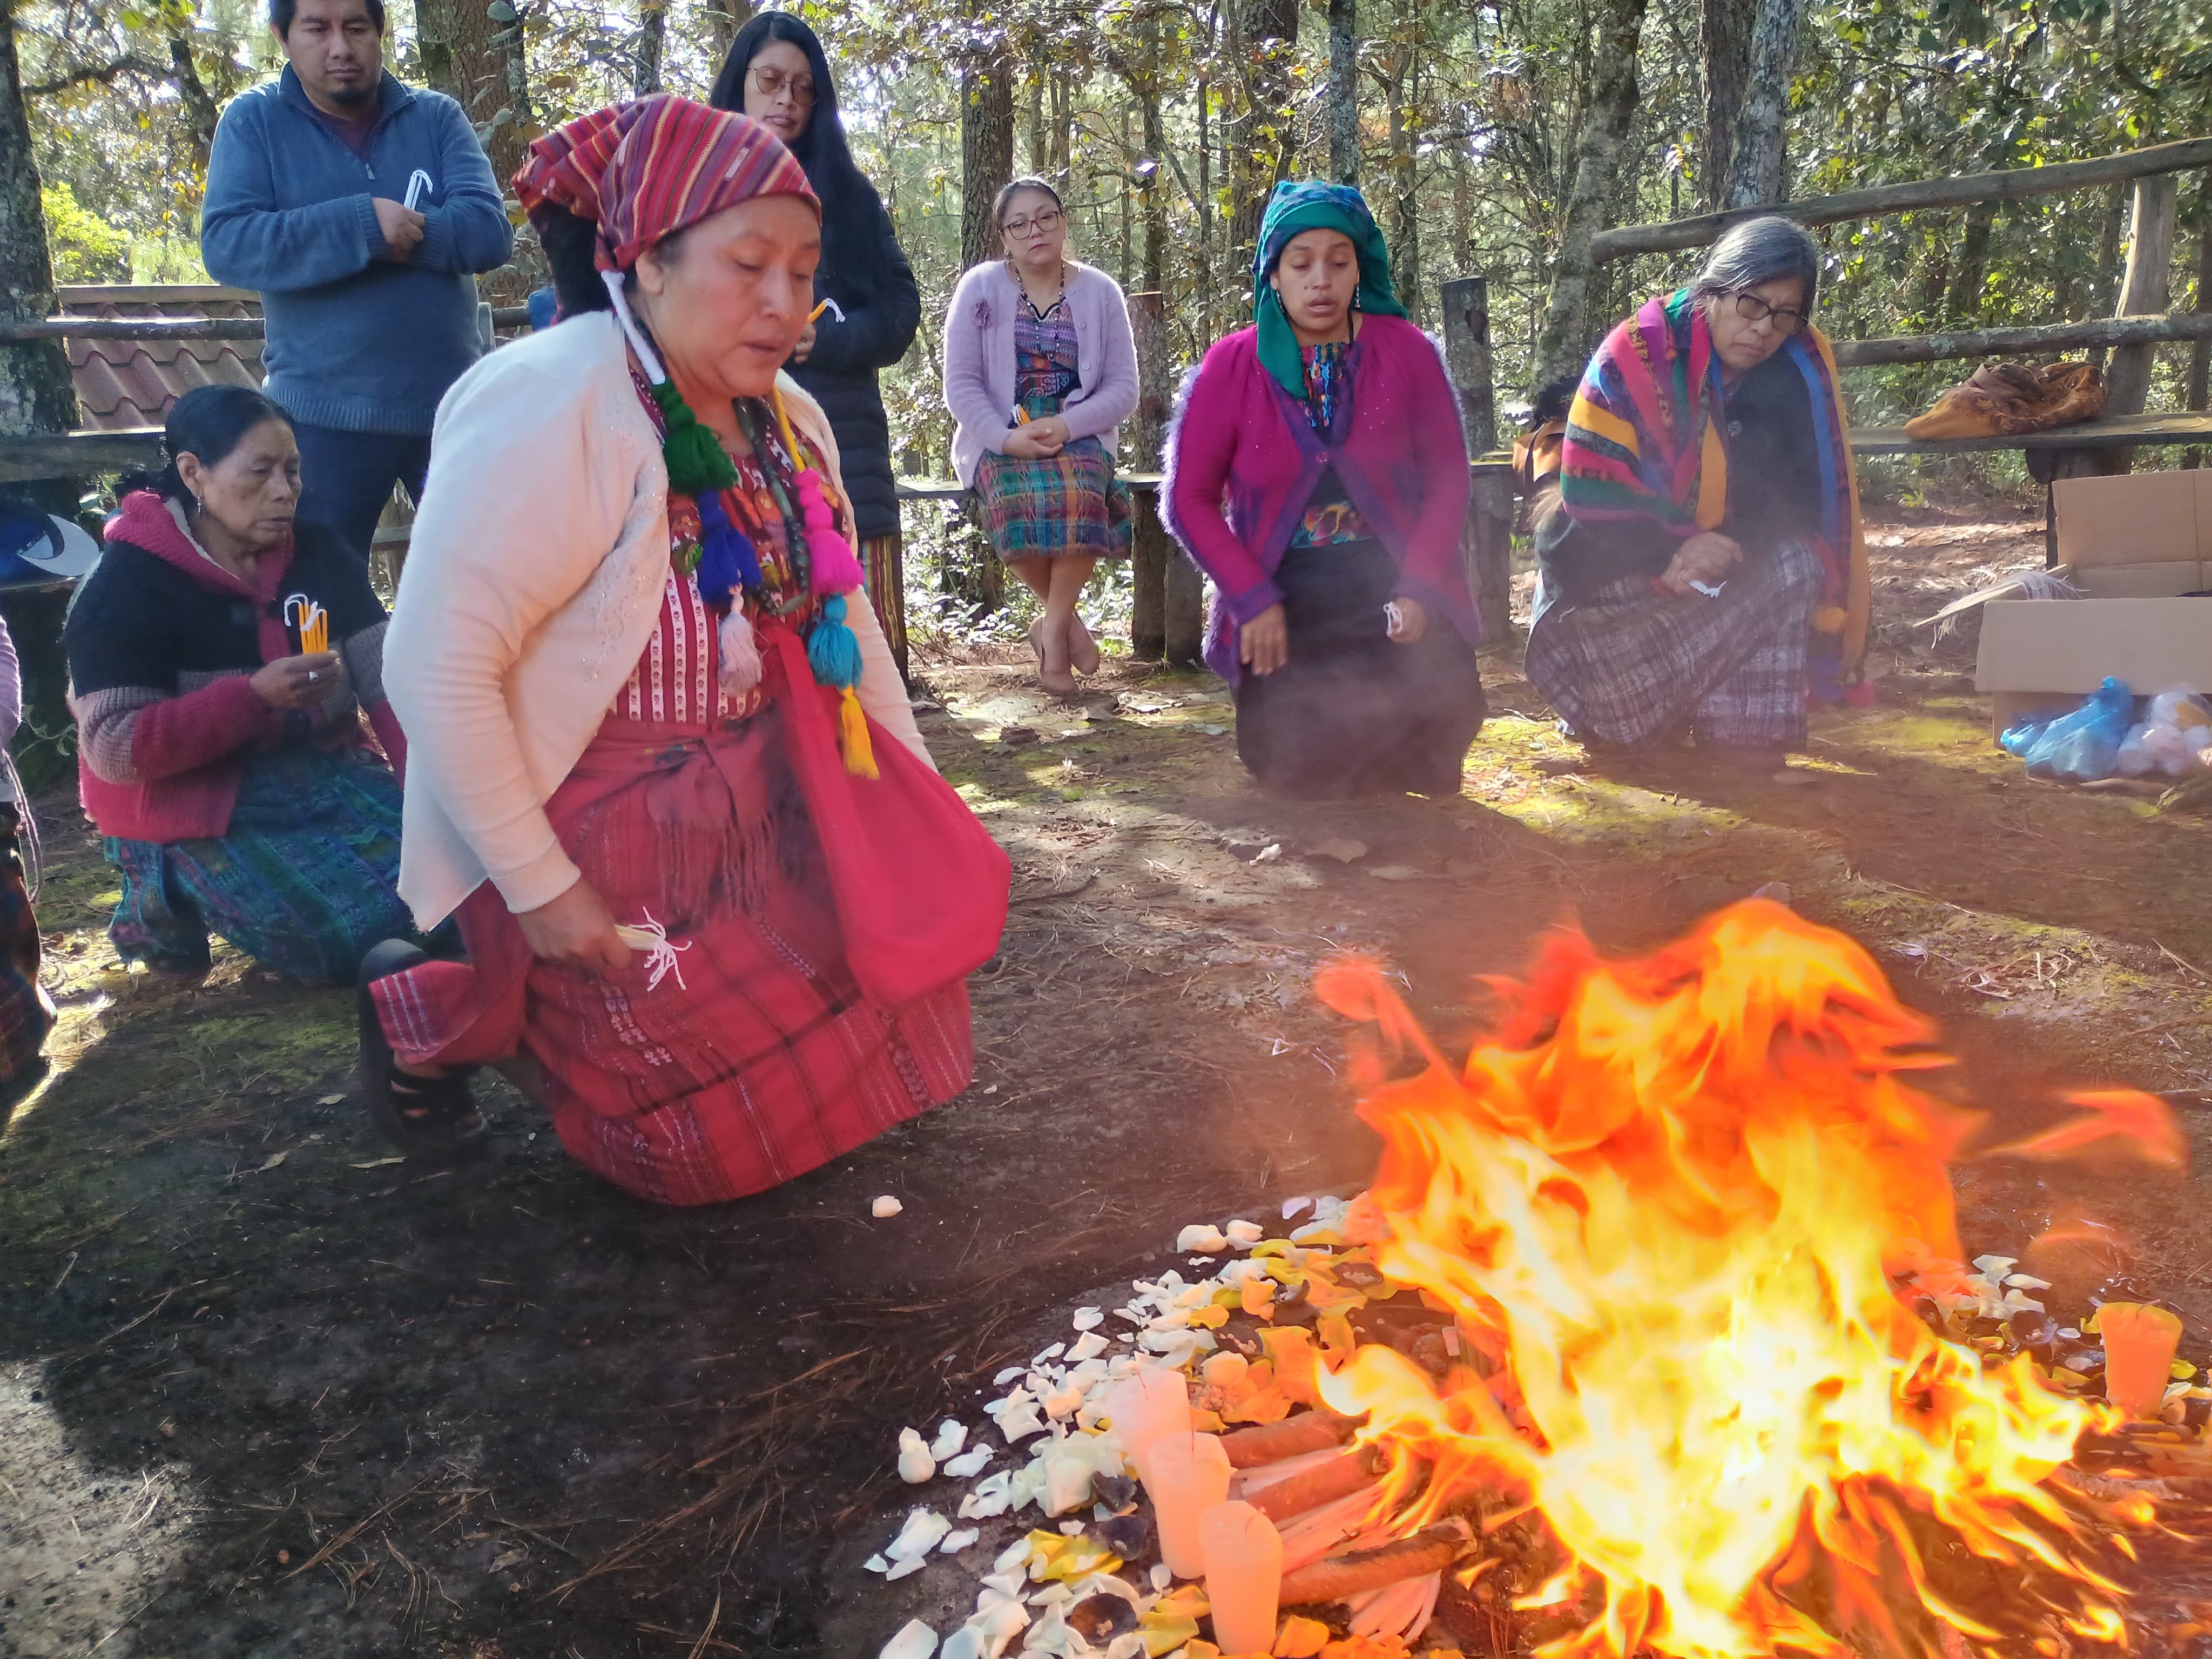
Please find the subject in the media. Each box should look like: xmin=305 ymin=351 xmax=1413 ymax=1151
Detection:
xmin=748 ymin=66 xmax=815 ymax=106
xmin=1729 ymin=291 xmax=1809 ymax=334
xmin=1001 ymin=208 xmax=1064 ymax=238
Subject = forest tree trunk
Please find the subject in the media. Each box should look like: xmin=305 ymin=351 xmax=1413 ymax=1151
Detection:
xmin=1229 ymin=0 xmax=1298 ymax=273
xmin=167 ymin=32 xmax=220 ymax=167
xmin=0 ymin=1 xmax=79 ymax=443
xmin=1700 ymin=0 xmax=1754 ymax=214
xmin=1534 ymin=0 xmax=1648 ymax=382
xmin=699 ymin=0 xmax=753 ymax=65
xmin=1327 ymin=0 xmax=1357 ymax=185
xmin=1720 ymin=0 xmax=1806 ymax=209
xmin=1945 ymin=201 xmax=1997 ymax=321
xmin=1385 ymin=2 xmax=1420 ymax=317
xmin=960 ymin=55 xmax=1016 ymax=269
xmin=633 ymin=0 xmax=667 ymax=96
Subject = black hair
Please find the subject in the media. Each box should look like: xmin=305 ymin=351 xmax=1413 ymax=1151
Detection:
xmin=709 ymin=14 xmax=870 ymax=223
xmin=991 ymin=176 xmax=1062 ymax=230
xmin=535 ymin=209 xmax=690 ymax=321
xmin=1529 ymin=375 xmax=1579 ymax=428
xmin=118 ymin=385 xmax=295 ymax=504
xmin=271 ymin=0 xmax=386 ymax=36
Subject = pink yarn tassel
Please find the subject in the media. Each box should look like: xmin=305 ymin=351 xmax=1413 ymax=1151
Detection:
xmin=798 ymin=469 xmax=865 ymax=595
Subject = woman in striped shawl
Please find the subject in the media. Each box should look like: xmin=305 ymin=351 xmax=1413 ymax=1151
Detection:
xmin=1526 ymin=217 xmax=1868 ymax=766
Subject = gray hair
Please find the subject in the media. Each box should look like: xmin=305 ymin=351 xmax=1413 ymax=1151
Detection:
xmin=1689 ymin=215 xmax=1823 ymax=314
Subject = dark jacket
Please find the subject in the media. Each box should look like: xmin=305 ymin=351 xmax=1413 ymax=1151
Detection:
xmin=201 ymin=67 xmax=513 ymax=434
xmin=1535 ymin=348 xmax=1822 ymax=606
xmin=710 ymin=16 xmax=920 ymax=542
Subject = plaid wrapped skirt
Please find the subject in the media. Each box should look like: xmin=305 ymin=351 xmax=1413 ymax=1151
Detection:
xmin=368 ymin=704 xmax=975 ymax=1207
xmin=974 ymin=436 xmax=1133 ymax=563
xmin=1525 ymin=537 xmax=1822 ymax=752
xmin=105 ymin=745 xmax=412 ymax=983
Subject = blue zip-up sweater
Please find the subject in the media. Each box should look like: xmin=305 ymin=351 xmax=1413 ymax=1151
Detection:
xmin=201 ymin=67 xmax=514 ymax=435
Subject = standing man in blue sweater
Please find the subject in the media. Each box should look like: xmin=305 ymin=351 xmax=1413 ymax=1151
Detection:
xmin=201 ymin=0 xmax=512 ymax=562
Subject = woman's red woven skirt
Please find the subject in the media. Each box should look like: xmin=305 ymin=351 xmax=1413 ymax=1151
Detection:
xmin=368 ymin=705 xmax=974 ymax=1206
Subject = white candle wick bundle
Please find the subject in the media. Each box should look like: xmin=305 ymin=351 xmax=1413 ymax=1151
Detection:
xmin=807 ymin=297 xmax=846 ymax=324
xmin=403 ymin=168 xmax=433 ymax=211
xmin=615 ymin=909 xmax=691 ymax=991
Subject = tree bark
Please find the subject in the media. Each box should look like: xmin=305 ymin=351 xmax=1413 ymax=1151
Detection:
xmin=1534 ymin=0 xmax=1648 ymax=383
xmin=1327 ymin=0 xmax=1357 ymax=185
xmin=699 ymin=0 xmax=753 ymax=65
xmin=633 ymin=0 xmax=668 ymax=96
xmin=1385 ymin=0 xmax=1419 ymax=318
xmin=960 ymin=55 xmax=1017 ymax=270
xmin=0 ymin=0 xmax=79 ymax=443
xmin=1699 ymin=0 xmax=1754 ymax=214
xmin=1229 ymin=0 xmax=1297 ymax=272
xmin=167 ymin=32 xmax=220 ymax=168
xmin=1720 ymin=0 xmax=1806 ymax=208
xmin=1945 ymin=201 xmax=1997 ymax=322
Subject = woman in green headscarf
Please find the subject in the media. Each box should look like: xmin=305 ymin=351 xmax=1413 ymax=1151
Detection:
xmin=1163 ymin=183 xmax=1485 ymax=799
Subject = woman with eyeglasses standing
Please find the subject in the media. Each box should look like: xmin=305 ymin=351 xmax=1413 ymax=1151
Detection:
xmin=943 ymin=177 xmax=1139 ymax=696
xmin=1528 ymin=215 xmax=1868 ymax=767
xmin=711 ymin=14 xmax=921 ymax=672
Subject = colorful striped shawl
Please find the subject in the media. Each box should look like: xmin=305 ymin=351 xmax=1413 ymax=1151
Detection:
xmin=1560 ymin=289 xmax=1870 ymax=673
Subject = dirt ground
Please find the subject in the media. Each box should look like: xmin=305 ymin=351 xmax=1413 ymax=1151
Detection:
xmin=7 ymin=505 xmax=2212 ymax=1658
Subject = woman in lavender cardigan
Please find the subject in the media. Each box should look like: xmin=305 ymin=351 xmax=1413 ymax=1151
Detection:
xmin=1165 ymin=183 xmax=1486 ymax=799
xmin=943 ymin=178 xmax=1139 ymax=695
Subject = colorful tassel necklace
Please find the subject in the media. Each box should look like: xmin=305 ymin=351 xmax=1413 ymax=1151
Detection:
xmin=605 ymin=273 xmax=876 ymax=778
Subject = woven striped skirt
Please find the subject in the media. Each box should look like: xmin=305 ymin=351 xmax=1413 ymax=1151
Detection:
xmin=974 ymin=436 xmax=1134 ymax=563
xmin=104 ymin=745 xmax=413 ymax=983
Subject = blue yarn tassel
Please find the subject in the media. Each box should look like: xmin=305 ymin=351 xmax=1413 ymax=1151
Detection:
xmin=806 ymin=594 xmax=876 ymax=778
xmin=694 ymin=490 xmax=761 ymax=610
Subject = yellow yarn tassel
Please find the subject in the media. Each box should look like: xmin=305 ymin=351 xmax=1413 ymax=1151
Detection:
xmin=838 ymin=685 xmax=879 ymax=779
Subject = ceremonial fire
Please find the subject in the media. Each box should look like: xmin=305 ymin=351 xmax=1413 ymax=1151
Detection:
xmin=885 ymin=901 xmax=2199 ymax=1659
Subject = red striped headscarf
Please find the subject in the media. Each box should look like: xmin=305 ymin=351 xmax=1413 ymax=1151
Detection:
xmin=513 ymin=93 xmax=818 ymax=272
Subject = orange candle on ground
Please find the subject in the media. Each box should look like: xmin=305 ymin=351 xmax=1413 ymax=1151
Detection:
xmin=2099 ymin=1301 xmax=2184 ymax=1419
xmin=1106 ymin=1368 xmax=1191 ymax=1484
xmin=1202 ymin=1499 xmax=1283 ymax=1656
xmin=1145 ymin=1431 xmax=1231 ymax=1578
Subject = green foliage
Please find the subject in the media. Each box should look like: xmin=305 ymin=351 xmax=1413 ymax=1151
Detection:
xmin=41 ymin=183 xmax=131 ymax=283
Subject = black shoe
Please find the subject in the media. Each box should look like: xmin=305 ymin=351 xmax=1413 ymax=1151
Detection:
xmin=358 ymin=939 xmax=485 ymax=1161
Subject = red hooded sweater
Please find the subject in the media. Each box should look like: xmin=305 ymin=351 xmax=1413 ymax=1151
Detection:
xmin=64 ymin=491 xmax=406 ymax=842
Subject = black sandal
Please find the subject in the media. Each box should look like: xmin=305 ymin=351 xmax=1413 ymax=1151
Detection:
xmin=358 ymin=939 xmax=485 ymax=1159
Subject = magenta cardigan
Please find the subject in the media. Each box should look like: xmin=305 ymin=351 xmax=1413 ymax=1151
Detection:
xmin=1162 ymin=317 xmax=1477 ymax=683
xmin=942 ymin=261 xmax=1140 ymax=488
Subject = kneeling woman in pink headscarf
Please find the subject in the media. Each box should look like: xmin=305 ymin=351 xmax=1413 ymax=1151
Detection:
xmin=358 ymin=97 xmax=1008 ymax=1204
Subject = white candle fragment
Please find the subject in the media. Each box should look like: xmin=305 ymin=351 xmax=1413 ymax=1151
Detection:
xmin=993 ymin=1366 xmax=1025 ymax=1386
xmin=930 ymin=1420 xmax=968 ymax=1460
xmin=885 ymin=1555 xmax=927 ymax=1581
xmin=987 ymin=1391 xmax=1047 ymax=1443
xmin=1043 ymin=1385 xmax=1084 ymax=1420
xmin=1150 ymin=1562 xmax=1174 ymax=1591
xmin=887 ymin=1508 xmax=952 ymax=1560
xmin=995 ymin=1536 xmax=1032 ymax=1573
xmin=1225 ymin=1218 xmax=1265 ymax=1246
xmin=939 ymin=1631 xmax=983 ymax=1659
xmin=1176 ymin=1224 xmax=1230 ymax=1253
xmin=1032 ymin=1342 xmax=1066 ymax=1365
xmin=940 ymin=1527 xmax=981 ymax=1555
xmin=865 ymin=1554 xmax=891 ymax=1573
xmin=1067 ymin=1332 xmax=1109 ymax=1363
xmin=873 ymin=1195 xmax=904 ymax=1218
xmin=1071 ymin=1307 xmax=1105 ymax=1331
xmin=957 ymin=1472 xmax=1013 ymax=1520
xmin=898 ymin=1427 xmax=936 ymax=1483
xmin=1042 ymin=1446 xmax=1095 ymax=1516
xmin=942 ymin=1444 xmax=993 ymax=1479
xmin=879 ymin=1618 xmax=939 ymax=1659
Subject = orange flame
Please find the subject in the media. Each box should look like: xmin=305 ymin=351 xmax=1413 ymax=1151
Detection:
xmin=1316 ymin=901 xmax=2137 ymax=1659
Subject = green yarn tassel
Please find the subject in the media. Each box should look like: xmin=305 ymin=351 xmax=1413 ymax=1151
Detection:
xmin=650 ymin=380 xmax=738 ymax=496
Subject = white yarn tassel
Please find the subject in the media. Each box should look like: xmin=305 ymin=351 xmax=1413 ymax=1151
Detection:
xmin=613 ymin=908 xmax=692 ymax=992
xmin=719 ymin=606 xmax=763 ymax=697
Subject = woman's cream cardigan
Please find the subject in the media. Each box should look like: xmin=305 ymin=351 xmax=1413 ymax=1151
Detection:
xmin=386 ymin=309 xmax=928 ymax=930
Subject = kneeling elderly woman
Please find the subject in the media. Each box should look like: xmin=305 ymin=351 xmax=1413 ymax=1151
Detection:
xmin=1527 ymin=216 xmax=1867 ymax=764
xmin=359 ymin=97 xmax=1007 ymax=1202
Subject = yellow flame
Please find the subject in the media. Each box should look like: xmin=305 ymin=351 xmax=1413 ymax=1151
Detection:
xmin=1316 ymin=902 xmax=2133 ymax=1659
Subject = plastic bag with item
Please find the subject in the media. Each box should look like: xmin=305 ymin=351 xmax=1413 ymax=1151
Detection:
xmin=1999 ymin=676 xmax=2135 ymax=783
xmin=2116 ymin=686 xmax=2212 ymax=777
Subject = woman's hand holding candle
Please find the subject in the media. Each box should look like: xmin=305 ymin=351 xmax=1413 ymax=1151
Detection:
xmin=250 ymin=651 xmax=340 ymax=710
xmin=1384 ymin=595 xmax=1427 ymax=644
xmin=517 ymin=879 xmax=631 ymax=976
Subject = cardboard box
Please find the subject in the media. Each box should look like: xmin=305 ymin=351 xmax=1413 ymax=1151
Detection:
xmin=1974 ymin=470 xmax=2212 ymax=736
